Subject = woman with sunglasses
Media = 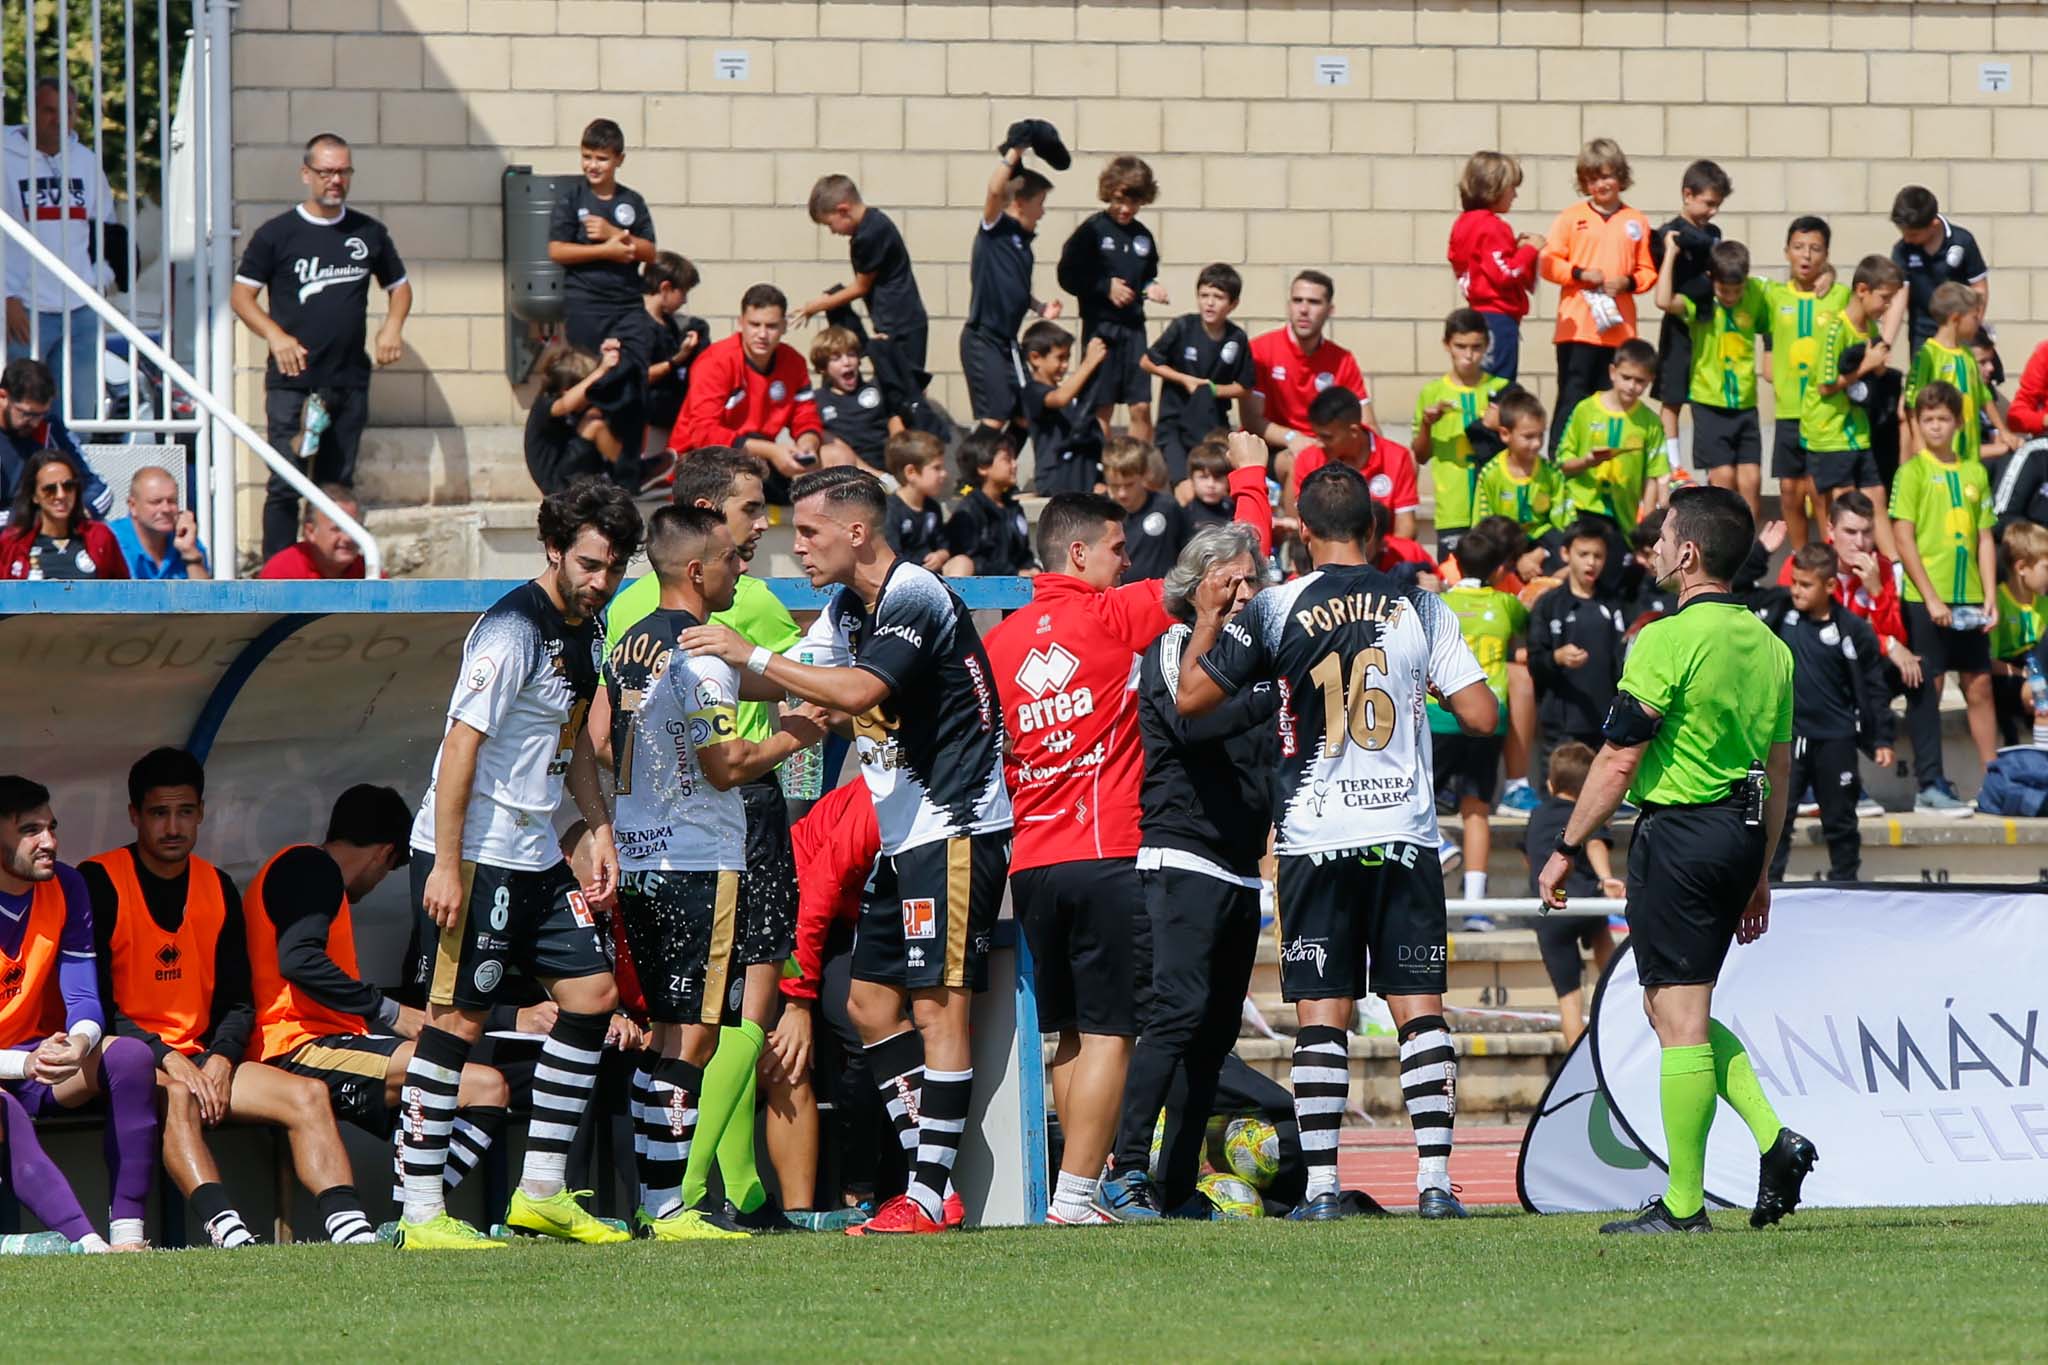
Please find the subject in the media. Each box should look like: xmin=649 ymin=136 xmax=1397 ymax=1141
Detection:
xmin=0 ymin=447 xmax=127 ymax=579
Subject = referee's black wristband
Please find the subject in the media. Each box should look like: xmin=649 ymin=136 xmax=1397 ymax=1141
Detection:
xmin=1554 ymin=837 xmax=1583 ymax=860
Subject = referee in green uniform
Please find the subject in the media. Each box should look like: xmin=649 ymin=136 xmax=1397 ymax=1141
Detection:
xmin=1538 ymin=485 xmax=1819 ymax=1234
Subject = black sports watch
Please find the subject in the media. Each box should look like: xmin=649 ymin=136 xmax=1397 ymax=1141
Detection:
xmin=1554 ymin=836 xmax=1584 ymax=861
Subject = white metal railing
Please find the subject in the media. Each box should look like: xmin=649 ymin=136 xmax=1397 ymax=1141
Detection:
xmin=0 ymin=207 xmax=381 ymax=578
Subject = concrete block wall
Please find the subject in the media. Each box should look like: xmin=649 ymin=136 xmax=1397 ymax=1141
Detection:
xmin=227 ymin=0 xmax=2048 ymax=524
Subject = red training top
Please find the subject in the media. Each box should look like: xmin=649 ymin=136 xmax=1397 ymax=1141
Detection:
xmin=1447 ymin=208 xmax=1539 ymax=319
xmin=1289 ymin=431 xmax=1421 ymax=516
xmin=1378 ymin=535 xmax=1436 ymax=572
xmin=985 ymin=574 xmax=1173 ymax=871
xmin=669 ymin=333 xmax=822 ymax=453
xmin=2007 ymin=338 xmax=2048 ymax=437
xmin=1250 ymin=327 xmax=1367 ymax=439
xmin=256 ymin=542 xmax=368 ymax=580
xmin=782 ymin=778 xmax=879 ymax=1003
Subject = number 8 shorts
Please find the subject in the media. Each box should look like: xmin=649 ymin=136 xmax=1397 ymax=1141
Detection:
xmin=412 ymin=850 xmax=612 ymax=1010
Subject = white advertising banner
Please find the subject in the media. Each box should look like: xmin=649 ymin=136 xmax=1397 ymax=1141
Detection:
xmin=1588 ymin=885 xmax=2048 ymax=1210
xmin=1517 ymin=1031 xmax=1688 ymax=1215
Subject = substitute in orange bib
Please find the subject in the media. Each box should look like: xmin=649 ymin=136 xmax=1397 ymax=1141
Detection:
xmin=244 ymin=784 xmax=510 ymax=1218
xmin=85 ymin=748 xmax=380 ymax=1247
xmin=983 ymin=431 xmax=1271 ymax=1225
xmin=0 ymin=774 xmax=160 ymax=1252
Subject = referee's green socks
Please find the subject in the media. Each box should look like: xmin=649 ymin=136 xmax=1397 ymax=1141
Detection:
xmin=680 ymin=1019 xmax=767 ymax=1211
xmin=1709 ymin=1018 xmax=1785 ymax=1152
xmin=1659 ymin=1044 xmax=1716 ymax=1219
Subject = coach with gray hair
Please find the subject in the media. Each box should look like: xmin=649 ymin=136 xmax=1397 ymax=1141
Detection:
xmin=1108 ymin=518 xmax=1280 ymax=1214
xmin=231 ymin=132 xmax=410 ymax=559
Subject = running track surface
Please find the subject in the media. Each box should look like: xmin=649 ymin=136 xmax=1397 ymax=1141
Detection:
xmin=1337 ymin=1125 xmax=1522 ymax=1210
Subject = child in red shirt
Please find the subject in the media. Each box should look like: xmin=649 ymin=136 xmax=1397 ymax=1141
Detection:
xmin=1447 ymin=151 xmax=1545 ymax=383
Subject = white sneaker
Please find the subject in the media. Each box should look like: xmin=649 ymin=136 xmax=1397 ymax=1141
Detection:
xmin=1046 ymin=1206 xmax=1113 ymax=1226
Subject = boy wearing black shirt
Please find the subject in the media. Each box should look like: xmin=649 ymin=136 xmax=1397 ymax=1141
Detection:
xmin=1518 ymin=741 xmax=1618 ymax=1047
xmin=524 ymin=343 xmax=615 ymax=494
xmin=1019 ymin=319 xmax=1108 ymax=496
xmin=943 ymin=428 xmax=1036 ymax=576
xmin=1755 ymin=544 xmax=1894 ymax=882
xmin=1184 ymin=439 xmax=1237 ymax=531
xmin=961 ymin=147 xmax=1056 ymax=430
xmin=812 ymin=326 xmax=895 ymax=471
xmin=801 ymin=175 xmax=930 ymax=375
xmin=547 ymin=119 xmax=657 ymax=351
xmin=1142 ymin=263 xmax=1255 ymax=490
xmin=884 ymin=431 xmax=950 ymax=570
xmin=1649 ymin=160 xmax=1730 ymax=466
xmin=1103 ymin=435 xmax=1189 ymax=583
xmin=547 ymin=120 xmax=658 ymax=484
xmin=1526 ymin=518 xmax=1628 ymax=785
xmin=619 ymin=251 xmax=708 ymax=452
xmin=1058 ymin=156 xmax=1165 ymax=443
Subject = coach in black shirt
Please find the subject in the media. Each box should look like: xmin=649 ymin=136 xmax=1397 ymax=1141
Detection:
xmin=232 ymin=133 xmax=409 ymax=559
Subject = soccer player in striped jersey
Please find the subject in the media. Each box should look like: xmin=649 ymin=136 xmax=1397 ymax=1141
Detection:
xmin=88 ymin=748 xmax=381 ymax=1248
xmin=394 ymin=480 xmax=642 ymax=1250
xmin=1174 ymin=464 xmax=1499 ymax=1220
xmin=598 ymin=506 xmax=825 ymax=1240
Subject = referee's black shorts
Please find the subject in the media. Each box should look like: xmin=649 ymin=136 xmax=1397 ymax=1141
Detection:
xmin=1625 ymin=798 xmax=1768 ymax=987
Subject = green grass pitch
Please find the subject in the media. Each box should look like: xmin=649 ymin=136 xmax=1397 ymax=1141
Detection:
xmin=6 ymin=1205 xmax=2039 ymax=1361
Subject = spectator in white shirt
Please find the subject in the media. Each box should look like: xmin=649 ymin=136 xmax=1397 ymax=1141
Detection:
xmin=3 ymin=78 xmax=115 ymax=421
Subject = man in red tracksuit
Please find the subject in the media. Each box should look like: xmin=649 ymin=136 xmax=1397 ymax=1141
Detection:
xmin=669 ymin=282 xmax=825 ymax=492
xmin=984 ymin=432 xmax=1269 ymax=1225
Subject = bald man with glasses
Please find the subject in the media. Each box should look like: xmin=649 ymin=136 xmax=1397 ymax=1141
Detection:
xmin=231 ymin=132 xmax=410 ymax=560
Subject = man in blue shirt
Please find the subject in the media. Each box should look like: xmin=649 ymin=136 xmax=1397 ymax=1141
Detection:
xmin=106 ymin=465 xmax=209 ymax=579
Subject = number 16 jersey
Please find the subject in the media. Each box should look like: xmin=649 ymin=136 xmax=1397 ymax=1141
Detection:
xmin=1195 ymin=563 xmax=1485 ymax=856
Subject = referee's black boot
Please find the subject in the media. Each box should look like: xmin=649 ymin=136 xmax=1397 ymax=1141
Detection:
xmin=1751 ymin=1128 xmax=1819 ymax=1228
xmin=1600 ymin=1197 xmax=1711 ymax=1235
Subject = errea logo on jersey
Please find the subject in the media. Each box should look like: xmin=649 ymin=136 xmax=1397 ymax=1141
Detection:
xmin=1013 ymin=643 xmax=1093 ymax=735
xmin=1015 ymin=643 xmax=1078 ymax=698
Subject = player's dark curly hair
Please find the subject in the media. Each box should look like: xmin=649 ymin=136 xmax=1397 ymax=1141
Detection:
xmin=537 ymin=476 xmax=643 ymax=560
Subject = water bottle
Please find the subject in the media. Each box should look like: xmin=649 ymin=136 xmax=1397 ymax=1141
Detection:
xmin=0 ymin=1231 xmax=74 ymax=1255
xmin=779 ymin=648 xmax=825 ymax=802
xmin=2027 ymin=652 xmax=2048 ymax=721
xmin=301 ymin=392 xmax=331 ymax=459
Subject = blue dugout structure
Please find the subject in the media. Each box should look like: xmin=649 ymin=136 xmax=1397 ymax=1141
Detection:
xmin=5 ymin=576 xmax=1049 ymax=1226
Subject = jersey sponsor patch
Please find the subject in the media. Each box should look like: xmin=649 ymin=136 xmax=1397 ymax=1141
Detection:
xmin=902 ymin=897 xmax=936 ymax=941
xmin=1314 ymin=372 xmax=1334 ymax=391
xmin=858 ymin=385 xmax=881 ymax=409
xmin=1014 ymin=643 xmax=1080 ymax=698
xmin=769 ymin=379 xmax=788 ymax=402
xmin=567 ymin=889 xmax=594 ymax=928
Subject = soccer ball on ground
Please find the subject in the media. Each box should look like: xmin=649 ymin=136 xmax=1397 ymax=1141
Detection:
xmin=1195 ymin=1172 xmax=1263 ymax=1219
xmin=1207 ymin=1116 xmax=1282 ymax=1190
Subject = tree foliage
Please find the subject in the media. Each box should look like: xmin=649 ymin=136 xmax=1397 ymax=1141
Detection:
xmin=2 ymin=0 xmax=193 ymax=200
